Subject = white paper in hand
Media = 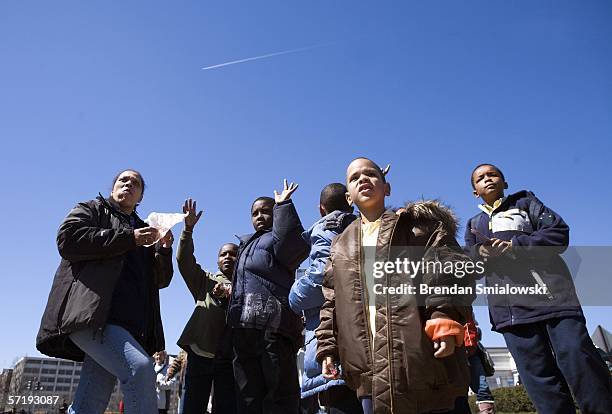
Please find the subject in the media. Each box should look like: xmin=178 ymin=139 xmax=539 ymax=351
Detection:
xmin=144 ymin=212 xmax=187 ymax=246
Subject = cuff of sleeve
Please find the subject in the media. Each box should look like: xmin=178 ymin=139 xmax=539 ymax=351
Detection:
xmin=316 ymin=351 xmax=338 ymax=364
xmin=511 ymin=234 xmax=528 ymax=247
xmin=275 ymin=199 xmax=293 ymax=206
xmin=424 ymin=318 xmax=465 ymax=346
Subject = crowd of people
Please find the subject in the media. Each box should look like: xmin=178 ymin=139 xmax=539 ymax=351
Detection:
xmin=35 ymin=159 xmax=612 ymax=414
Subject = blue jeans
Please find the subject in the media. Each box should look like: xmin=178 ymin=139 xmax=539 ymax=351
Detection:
xmin=503 ymin=316 xmax=612 ymax=414
xmin=468 ymin=352 xmax=494 ymax=403
xmin=68 ymin=324 xmax=157 ymax=414
xmin=360 ymin=397 xmax=373 ymax=414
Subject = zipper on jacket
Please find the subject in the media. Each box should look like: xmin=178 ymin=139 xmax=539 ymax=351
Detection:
xmin=530 ymin=270 xmax=555 ymax=300
xmin=385 ymin=216 xmax=399 ymax=413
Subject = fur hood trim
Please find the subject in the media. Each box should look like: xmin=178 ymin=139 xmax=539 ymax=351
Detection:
xmin=403 ymin=200 xmax=458 ymax=236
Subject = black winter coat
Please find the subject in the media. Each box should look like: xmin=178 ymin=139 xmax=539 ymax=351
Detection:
xmin=36 ymin=195 xmax=173 ymax=361
xmin=227 ymin=199 xmax=309 ymax=339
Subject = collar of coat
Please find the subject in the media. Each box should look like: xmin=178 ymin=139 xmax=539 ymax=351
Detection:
xmin=97 ymin=193 xmax=144 ymax=226
xmin=235 ymin=228 xmax=270 ymax=247
xmin=334 ymin=200 xmax=460 ymax=256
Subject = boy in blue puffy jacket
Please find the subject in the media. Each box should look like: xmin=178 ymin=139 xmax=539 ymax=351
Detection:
xmin=465 ymin=163 xmax=612 ymax=414
xmin=228 ymin=179 xmax=310 ymax=414
xmin=289 ymin=183 xmax=362 ymax=414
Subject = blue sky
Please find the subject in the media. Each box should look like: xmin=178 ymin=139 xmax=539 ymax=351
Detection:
xmin=1 ymin=1 xmax=611 ymax=367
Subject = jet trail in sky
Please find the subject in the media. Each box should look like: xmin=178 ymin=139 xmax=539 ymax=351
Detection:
xmin=201 ymin=42 xmax=333 ymax=71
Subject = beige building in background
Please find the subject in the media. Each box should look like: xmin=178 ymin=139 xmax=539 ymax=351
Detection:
xmin=1 ymin=356 xmax=180 ymax=414
xmin=2 ymin=357 xmax=122 ymax=413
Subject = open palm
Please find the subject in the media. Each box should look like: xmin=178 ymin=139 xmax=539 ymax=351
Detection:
xmin=183 ymin=198 xmax=203 ymax=231
xmin=274 ymin=179 xmax=299 ymax=203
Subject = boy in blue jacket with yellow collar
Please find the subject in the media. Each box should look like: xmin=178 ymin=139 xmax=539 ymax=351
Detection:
xmin=465 ymin=163 xmax=612 ymax=414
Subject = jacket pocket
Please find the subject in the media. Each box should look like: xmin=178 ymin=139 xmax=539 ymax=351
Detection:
xmin=60 ymin=258 xmax=123 ymax=332
xmin=400 ymin=328 xmax=449 ymax=389
xmin=55 ymin=261 xmax=82 ymax=334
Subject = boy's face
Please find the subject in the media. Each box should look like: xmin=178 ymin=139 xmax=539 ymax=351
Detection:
xmin=251 ymin=199 xmax=274 ymax=231
xmin=217 ymin=243 xmax=238 ymax=277
xmin=472 ymin=165 xmax=506 ymax=203
xmin=345 ymin=158 xmax=389 ymax=213
xmin=154 ymin=352 xmax=166 ymax=364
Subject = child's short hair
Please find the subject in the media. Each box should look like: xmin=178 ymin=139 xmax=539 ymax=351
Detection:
xmin=320 ymin=183 xmax=351 ymax=213
xmin=348 ymin=157 xmax=389 ymax=183
xmin=218 ymin=243 xmax=239 ymax=255
xmin=251 ymin=196 xmax=275 ymax=211
xmin=470 ymin=163 xmax=505 ymax=189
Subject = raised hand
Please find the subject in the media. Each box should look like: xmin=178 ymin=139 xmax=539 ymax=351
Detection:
xmin=183 ymin=198 xmax=203 ymax=232
xmin=274 ymin=179 xmax=299 ymax=203
xmin=134 ymin=227 xmax=160 ymax=246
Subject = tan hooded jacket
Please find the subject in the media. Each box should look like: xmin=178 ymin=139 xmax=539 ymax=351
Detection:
xmin=316 ymin=202 xmax=475 ymax=414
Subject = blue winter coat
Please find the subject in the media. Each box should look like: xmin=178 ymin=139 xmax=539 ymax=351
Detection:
xmin=227 ymin=200 xmax=309 ymax=339
xmin=289 ymin=210 xmax=356 ymax=398
xmin=465 ymin=190 xmax=582 ymax=331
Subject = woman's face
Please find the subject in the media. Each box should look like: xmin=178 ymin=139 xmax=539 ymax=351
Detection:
xmin=111 ymin=171 xmax=143 ymax=212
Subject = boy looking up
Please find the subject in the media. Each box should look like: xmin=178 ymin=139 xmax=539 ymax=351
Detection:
xmin=228 ymin=180 xmax=310 ymax=414
xmin=465 ymin=163 xmax=612 ymax=414
xmin=316 ymin=158 xmax=473 ymax=414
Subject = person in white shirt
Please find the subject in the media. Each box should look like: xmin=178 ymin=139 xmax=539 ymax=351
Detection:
xmin=154 ymin=351 xmax=177 ymax=414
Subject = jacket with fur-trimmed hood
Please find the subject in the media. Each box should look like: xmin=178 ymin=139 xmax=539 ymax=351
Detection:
xmin=316 ymin=201 xmax=475 ymax=414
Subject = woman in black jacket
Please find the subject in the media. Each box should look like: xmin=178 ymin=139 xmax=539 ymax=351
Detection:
xmin=36 ymin=169 xmax=174 ymax=413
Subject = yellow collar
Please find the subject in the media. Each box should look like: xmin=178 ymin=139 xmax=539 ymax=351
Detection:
xmin=361 ymin=218 xmax=381 ymax=237
xmin=478 ymin=197 xmax=506 ymax=216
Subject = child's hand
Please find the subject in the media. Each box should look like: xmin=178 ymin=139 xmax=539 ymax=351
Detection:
xmin=212 ymin=282 xmax=231 ymax=298
xmin=274 ymin=179 xmax=299 ymax=203
xmin=158 ymin=229 xmax=174 ymax=248
xmin=479 ymin=239 xmax=512 ymax=257
xmin=478 ymin=244 xmax=494 ymax=258
xmin=433 ymin=335 xmax=456 ymax=358
xmin=491 ymin=238 xmax=512 ymax=255
xmin=183 ymin=198 xmax=203 ymax=232
xmin=322 ymin=356 xmax=340 ymax=379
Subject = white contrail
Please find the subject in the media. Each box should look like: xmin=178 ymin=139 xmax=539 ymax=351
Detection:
xmin=201 ymin=42 xmax=333 ymax=71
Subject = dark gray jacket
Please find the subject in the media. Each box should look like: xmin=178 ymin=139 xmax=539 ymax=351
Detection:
xmin=36 ymin=195 xmax=173 ymax=361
